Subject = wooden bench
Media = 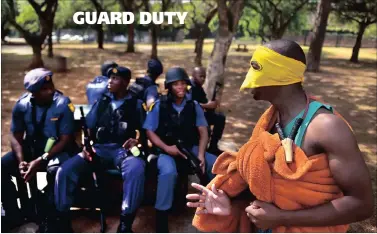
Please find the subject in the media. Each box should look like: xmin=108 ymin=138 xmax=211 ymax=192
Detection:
xmin=235 ymin=43 xmax=249 ymax=52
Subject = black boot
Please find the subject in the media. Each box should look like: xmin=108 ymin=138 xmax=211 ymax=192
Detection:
xmin=117 ymin=213 xmax=136 ymax=233
xmin=155 ymin=209 xmax=169 ymax=233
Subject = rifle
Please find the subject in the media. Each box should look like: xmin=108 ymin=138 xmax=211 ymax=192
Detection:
xmin=79 ymin=106 xmax=107 ymax=232
xmin=176 ymin=141 xmax=209 ymax=185
xmin=211 ymin=82 xmax=222 ymax=101
xmin=79 ymin=106 xmax=100 ymax=188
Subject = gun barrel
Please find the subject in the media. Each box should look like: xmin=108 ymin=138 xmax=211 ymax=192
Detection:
xmin=176 ymin=143 xmax=208 ymax=184
xmin=79 ymin=106 xmax=85 ymax=117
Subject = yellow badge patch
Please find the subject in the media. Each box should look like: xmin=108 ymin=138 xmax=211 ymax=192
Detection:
xmin=142 ymin=103 xmax=147 ymax=112
xmin=45 ymin=75 xmax=51 ymax=81
xmin=68 ymin=103 xmax=75 ymax=112
xmin=148 ymin=102 xmax=156 ymax=112
xmin=112 ymin=68 xmax=118 ymax=73
xmin=50 ymin=117 xmax=59 ymax=121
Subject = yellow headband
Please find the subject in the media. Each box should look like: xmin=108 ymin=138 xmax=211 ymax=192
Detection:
xmin=240 ymin=46 xmax=306 ymax=91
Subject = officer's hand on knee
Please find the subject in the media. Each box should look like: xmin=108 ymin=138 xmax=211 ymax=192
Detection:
xmin=122 ymin=138 xmax=138 ymax=149
xmin=165 ymin=145 xmax=187 ymax=159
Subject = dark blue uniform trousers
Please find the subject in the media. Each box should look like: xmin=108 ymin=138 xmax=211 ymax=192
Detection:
xmin=155 ymin=146 xmax=216 ymax=211
xmin=54 ymin=144 xmax=145 ymax=215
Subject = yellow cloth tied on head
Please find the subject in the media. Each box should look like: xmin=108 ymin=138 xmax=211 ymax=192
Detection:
xmin=240 ymin=46 xmax=306 ymax=91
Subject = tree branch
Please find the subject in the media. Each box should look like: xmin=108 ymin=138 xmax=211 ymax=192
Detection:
xmin=89 ymin=0 xmax=103 ymax=12
xmin=205 ymin=6 xmax=218 ymax=24
xmin=217 ymin=0 xmax=229 ymax=30
xmin=339 ymin=11 xmax=363 ymax=24
xmin=27 ymin=0 xmax=43 ymax=16
xmin=8 ymin=19 xmax=29 ymax=38
xmin=281 ymin=0 xmax=309 ymax=29
xmin=190 ymin=1 xmax=198 ymax=24
xmin=292 ymin=0 xmax=309 ymax=14
xmin=266 ymin=0 xmax=281 ymax=14
xmin=276 ymin=0 xmax=283 ymax=7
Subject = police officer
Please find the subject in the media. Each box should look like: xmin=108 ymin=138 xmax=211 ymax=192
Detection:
xmin=143 ymin=67 xmax=217 ymax=233
xmin=129 ymin=58 xmax=163 ymax=110
xmin=188 ymin=66 xmax=226 ymax=155
xmin=55 ymin=67 xmax=146 ymax=233
xmin=86 ymin=60 xmax=118 ymax=105
xmin=1 ymin=68 xmax=75 ymax=232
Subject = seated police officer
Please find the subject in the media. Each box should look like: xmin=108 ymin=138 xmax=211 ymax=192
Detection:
xmin=1 ymin=68 xmax=75 ymax=232
xmin=129 ymin=58 xmax=163 ymax=110
xmin=143 ymin=67 xmax=217 ymax=233
xmin=54 ymin=67 xmax=145 ymax=233
xmin=189 ymin=66 xmax=226 ymax=155
xmin=86 ymin=60 xmax=118 ymax=105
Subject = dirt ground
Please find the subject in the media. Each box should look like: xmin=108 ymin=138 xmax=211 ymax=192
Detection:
xmin=1 ymin=41 xmax=376 ymax=232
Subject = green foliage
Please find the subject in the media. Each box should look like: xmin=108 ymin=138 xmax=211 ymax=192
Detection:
xmin=208 ymin=14 xmax=218 ymax=33
xmin=329 ymin=0 xmax=376 ymax=38
xmin=245 ymin=0 xmax=310 ymax=40
xmin=286 ymin=9 xmax=310 ymax=33
xmin=333 ymin=0 xmax=376 ymax=24
xmin=1 ymin=0 xmax=12 ymax=22
xmin=365 ymin=23 xmax=376 ymax=38
xmin=238 ymin=6 xmax=260 ymax=37
xmin=15 ymin=0 xmax=39 ymax=33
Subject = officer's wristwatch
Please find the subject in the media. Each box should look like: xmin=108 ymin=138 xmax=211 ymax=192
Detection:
xmin=40 ymin=153 xmax=49 ymax=161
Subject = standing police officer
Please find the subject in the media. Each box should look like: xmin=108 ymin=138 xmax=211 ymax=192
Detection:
xmin=1 ymin=68 xmax=75 ymax=232
xmin=86 ymin=60 xmax=118 ymax=105
xmin=129 ymin=58 xmax=163 ymax=110
xmin=189 ymin=67 xmax=226 ymax=155
xmin=143 ymin=67 xmax=217 ymax=233
xmin=54 ymin=67 xmax=146 ymax=233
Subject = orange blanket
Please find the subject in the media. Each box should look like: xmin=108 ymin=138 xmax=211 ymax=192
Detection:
xmin=192 ymin=104 xmax=349 ymax=233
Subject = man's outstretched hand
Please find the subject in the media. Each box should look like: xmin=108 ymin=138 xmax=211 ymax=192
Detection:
xmin=186 ymin=183 xmax=231 ymax=216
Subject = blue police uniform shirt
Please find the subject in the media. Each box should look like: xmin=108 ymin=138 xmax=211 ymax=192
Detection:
xmin=143 ymin=97 xmax=208 ymax=132
xmin=11 ymin=91 xmax=75 ymax=146
xmin=86 ymin=76 xmax=109 ymax=105
xmin=86 ymin=92 xmax=144 ymax=130
xmin=143 ymin=76 xmax=159 ymax=103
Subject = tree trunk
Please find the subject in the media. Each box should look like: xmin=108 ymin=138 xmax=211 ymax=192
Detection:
xmin=126 ymin=23 xmax=135 ymax=52
xmin=1 ymin=21 xmax=9 ymax=43
xmin=271 ymin=28 xmax=286 ymax=40
xmin=306 ymin=0 xmax=331 ymax=72
xmin=57 ymin=29 xmax=61 ymax=44
xmin=203 ymin=0 xmax=244 ymax=100
xmin=204 ymin=35 xmax=234 ymax=99
xmin=350 ymin=22 xmax=367 ymax=63
xmin=151 ymin=25 xmax=158 ymax=59
xmin=97 ymin=24 xmax=104 ymax=49
xmin=48 ymin=31 xmax=53 ymax=58
xmin=194 ymin=30 xmax=205 ymax=66
xmin=30 ymin=44 xmax=44 ymax=69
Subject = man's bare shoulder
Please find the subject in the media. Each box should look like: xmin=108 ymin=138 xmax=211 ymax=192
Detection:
xmin=310 ymin=108 xmax=351 ymax=133
xmin=308 ymin=107 xmax=356 ymax=152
